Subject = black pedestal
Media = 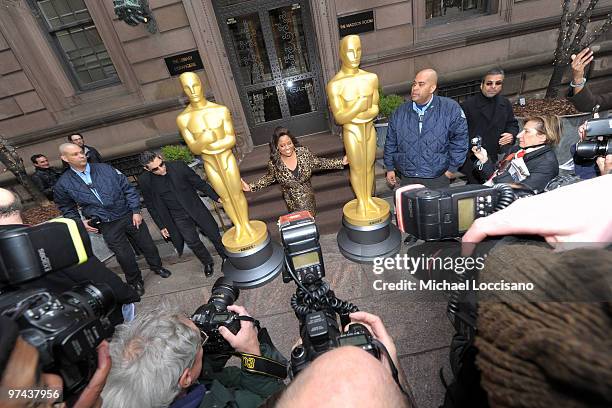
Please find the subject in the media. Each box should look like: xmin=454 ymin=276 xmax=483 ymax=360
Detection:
xmin=222 ymin=235 xmax=284 ymax=288
xmin=337 ymin=216 xmax=401 ymax=263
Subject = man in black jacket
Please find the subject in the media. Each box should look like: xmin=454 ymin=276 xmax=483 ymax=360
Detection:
xmin=460 ymin=68 xmax=519 ymax=184
xmin=30 ymin=154 xmax=63 ymax=200
xmin=55 ymin=144 xmax=172 ymax=297
xmin=68 ymin=133 xmax=103 ymax=163
xmin=138 ymin=151 xmax=226 ymax=277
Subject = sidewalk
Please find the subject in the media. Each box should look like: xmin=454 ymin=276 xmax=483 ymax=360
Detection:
xmin=106 ymin=228 xmax=454 ymax=408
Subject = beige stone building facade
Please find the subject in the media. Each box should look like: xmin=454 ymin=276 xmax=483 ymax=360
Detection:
xmin=1 ymin=0 xmax=611 ymax=186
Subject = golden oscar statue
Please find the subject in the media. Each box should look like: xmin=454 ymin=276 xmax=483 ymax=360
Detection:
xmin=176 ymin=72 xmax=267 ymax=253
xmin=327 ymin=35 xmax=400 ymax=262
xmin=327 ymin=34 xmax=389 ymax=226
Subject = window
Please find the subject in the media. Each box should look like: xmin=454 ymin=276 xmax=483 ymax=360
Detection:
xmin=426 ymin=0 xmax=489 ymax=20
xmin=438 ymin=79 xmax=482 ymax=103
xmin=30 ymin=0 xmax=118 ymax=90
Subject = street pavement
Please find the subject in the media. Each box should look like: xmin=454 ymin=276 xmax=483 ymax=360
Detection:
xmin=107 ymin=228 xmax=454 ymax=408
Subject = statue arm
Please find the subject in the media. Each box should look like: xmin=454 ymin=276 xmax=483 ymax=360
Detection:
xmin=327 ymin=83 xmax=367 ymax=125
xmin=178 ymin=120 xmax=208 ymax=156
xmin=207 ymin=108 xmax=237 ymax=151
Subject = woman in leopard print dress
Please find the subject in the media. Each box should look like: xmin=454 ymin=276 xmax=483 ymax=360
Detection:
xmin=242 ymin=127 xmax=348 ymax=216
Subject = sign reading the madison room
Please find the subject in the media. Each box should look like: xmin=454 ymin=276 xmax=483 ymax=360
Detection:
xmin=338 ymin=10 xmax=375 ymax=37
xmin=164 ymin=50 xmax=204 ymax=76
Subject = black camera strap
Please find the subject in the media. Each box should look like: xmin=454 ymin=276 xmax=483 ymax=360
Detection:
xmin=232 ymin=315 xmax=288 ymax=380
xmin=238 ymin=352 xmax=287 ymax=380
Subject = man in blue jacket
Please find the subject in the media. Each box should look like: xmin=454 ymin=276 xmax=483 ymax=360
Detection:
xmin=54 ymin=143 xmax=172 ymax=296
xmin=384 ymin=69 xmax=468 ymax=189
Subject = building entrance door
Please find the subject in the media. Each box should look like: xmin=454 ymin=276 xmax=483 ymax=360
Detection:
xmin=215 ymin=0 xmax=329 ymax=145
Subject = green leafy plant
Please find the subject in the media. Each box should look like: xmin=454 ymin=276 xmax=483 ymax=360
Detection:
xmin=160 ymin=144 xmax=194 ymax=164
xmin=378 ymin=91 xmax=404 ymax=120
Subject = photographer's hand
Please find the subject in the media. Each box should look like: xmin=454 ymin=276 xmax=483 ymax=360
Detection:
xmin=596 ymin=154 xmax=612 ymax=175
xmin=219 ymin=305 xmax=261 ymax=356
xmin=72 ymin=340 xmax=111 ymax=408
xmin=462 ymin=174 xmax=612 ymax=248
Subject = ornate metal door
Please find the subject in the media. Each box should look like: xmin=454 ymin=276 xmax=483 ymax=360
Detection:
xmin=215 ymin=0 xmax=328 ymax=145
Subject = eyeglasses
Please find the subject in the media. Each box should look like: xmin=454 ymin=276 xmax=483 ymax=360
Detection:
xmin=149 ymin=161 xmax=165 ymax=172
xmin=485 ymin=81 xmax=503 ymax=86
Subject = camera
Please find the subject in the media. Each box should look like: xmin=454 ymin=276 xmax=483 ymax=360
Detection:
xmin=470 ymin=135 xmax=482 ymax=151
xmin=0 ymin=218 xmax=118 ymax=398
xmin=0 ymin=283 xmax=116 ymax=396
xmin=278 ymin=212 xmax=379 ymax=377
xmin=191 ymin=277 xmax=241 ymax=354
xmin=395 ymin=184 xmax=518 ymax=241
xmin=279 ymin=211 xmax=324 ymax=284
xmin=575 ymin=118 xmax=612 ymax=159
xmin=88 ymin=216 xmax=103 ymax=229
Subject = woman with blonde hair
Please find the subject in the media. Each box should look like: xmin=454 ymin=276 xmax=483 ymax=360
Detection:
xmin=471 ymin=115 xmax=560 ymax=192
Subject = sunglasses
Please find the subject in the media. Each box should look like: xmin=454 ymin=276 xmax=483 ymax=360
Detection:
xmin=485 ymin=81 xmax=503 ymax=86
xmin=149 ymin=161 xmax=166 ymax=172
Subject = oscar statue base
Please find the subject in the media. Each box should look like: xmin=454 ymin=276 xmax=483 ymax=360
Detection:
xmin=222 ymin=233 xmax=284 ymax=288
xmin=337 ymin=215 xmax=401 ymax=263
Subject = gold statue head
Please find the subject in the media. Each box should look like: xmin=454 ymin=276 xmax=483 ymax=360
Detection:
xmin=179 ymin=72 xmax=205 ymax=103
xmin=339 ymin=35 xmax=361 ymax=69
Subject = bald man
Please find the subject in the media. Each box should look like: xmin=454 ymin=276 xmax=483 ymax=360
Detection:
xmin=54 ymin=143 xmax=172 ymax=296
xmin=383 ymin=69 xmax=468 ymax=189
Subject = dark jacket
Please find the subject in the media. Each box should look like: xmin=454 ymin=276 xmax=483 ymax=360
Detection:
xmin=54 ymin=163 xmax=140 ymax=223
xmin=461 ymin=93 xmax=519 ymax=158
xmin=31 ymin=167 xmax=64 ymax=200
xmin=478 ymin=145 xmax=559 ymax=192
xmin=568 ymin=82 xmax=612 ymax=113
xmin=138 ymin=161 xmax=220 ymax=256
xmin=85 ymin=145 xmax=103 ymax=163
xmin=384 ymin=95 xmax=468 ymax=178
xmin=169 ymin=342 xmax=285 ymax=408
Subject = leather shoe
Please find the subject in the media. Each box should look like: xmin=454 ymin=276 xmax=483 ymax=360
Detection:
xmin=203 ymin=263 xmax=214 ymax=277
xmin=130 ymin=281 xmax=145 ymax=297
xmin=153 ymin=267 xmax=172 ymax=278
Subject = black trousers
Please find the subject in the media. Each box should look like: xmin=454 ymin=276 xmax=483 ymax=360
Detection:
xmin=98 ymin=215 xmax=162 ymax=284
xmin=172 ymin=210 xmax=225 ymax=265
xmin=399 ymin=173 xmax=450 ymax=189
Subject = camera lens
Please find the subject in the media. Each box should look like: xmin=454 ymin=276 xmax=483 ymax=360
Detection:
xmin=575 ymin=139 xmax=612 ymax=159
xmin=63 ymin=282 xmax=115 ymax=317
xmin=208 ymin=277 xmax=239 ymax=311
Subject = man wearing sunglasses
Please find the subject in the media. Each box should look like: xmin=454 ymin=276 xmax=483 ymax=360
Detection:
xmin=138 ymin=151 xmax=226 ymax=277
xmin=54 ymin=144 xmax=173 ymax=297
xmin=460 ymin=68 xmax=519 ymax=184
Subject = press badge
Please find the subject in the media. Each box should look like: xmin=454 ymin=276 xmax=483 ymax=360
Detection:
xmin=508 ymin=158 xmax=530 ymax=182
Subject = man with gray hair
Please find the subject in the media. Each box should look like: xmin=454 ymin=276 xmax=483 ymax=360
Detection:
xmin=102 ymin=304 xmax=284 ymax=408
xmin=460 ymin=68 xmax=519 ymax=184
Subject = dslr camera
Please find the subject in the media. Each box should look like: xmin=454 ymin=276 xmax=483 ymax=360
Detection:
xmin=278 ymin=211 xmax=379 ymax=376
xmin=395 ymin=184 xmax=519 ymax=241
xmin=575 ymin=118 xmax=612 ymax=159
xmin=191 ymin=277 xmax=241 ymax=354
xmin=0 ymin=219 xmax=117 ymax=397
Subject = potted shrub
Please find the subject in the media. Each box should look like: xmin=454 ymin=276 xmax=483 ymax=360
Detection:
xmin=375 ymin=90 xmax=404 ymax=148
xmin=160 ymin=144 xmax=195 ymax=164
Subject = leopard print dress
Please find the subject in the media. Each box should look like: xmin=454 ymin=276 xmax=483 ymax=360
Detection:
xmin=249 ymin=146 xmax=344 ymax=216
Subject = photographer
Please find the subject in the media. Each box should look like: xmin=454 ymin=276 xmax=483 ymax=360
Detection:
xmin=0 ymin=188 xmax=139 ymax=325
xmin=471 ymin=116 xmax=560 ymax=192
xmin=101 ymin=304 xmax=284 ymax=408
xmin=0 ymin=316 xmax=111 ymax=408
xmin=275 ymin=311 xmax=413 ymax=408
